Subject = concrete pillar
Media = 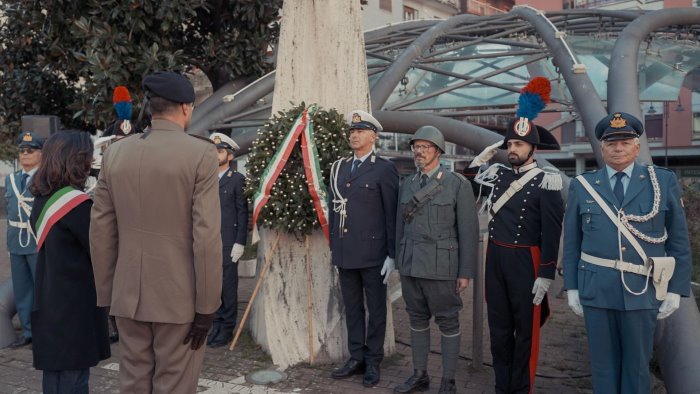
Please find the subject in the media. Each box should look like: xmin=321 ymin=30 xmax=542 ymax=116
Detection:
xmin=250 ymin=0 xmax=394 ymax=369
xmin=575 ymin=155 xmax=585 ymax=175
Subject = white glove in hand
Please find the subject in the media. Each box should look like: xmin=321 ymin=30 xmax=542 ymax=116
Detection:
xmin=567 ymin=289 xmax=584 ymax=317
xmin=230 ymin=243 xmax=245 ymax=262
xmin=469 ymin=140 xmax=503 ymax=168
xmin=380 ymin=257 xmax=395 ymax=285
xmin=531 ymin=277 xmax=552 ymax=305
xmin=657 ymin=292 xmax=680 ymax=320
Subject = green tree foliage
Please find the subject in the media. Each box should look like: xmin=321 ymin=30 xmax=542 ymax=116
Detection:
xmin=0 ymin=0 xmax=281 ymax=160
xmin=245 ymin=103 xmax=351 ymax=236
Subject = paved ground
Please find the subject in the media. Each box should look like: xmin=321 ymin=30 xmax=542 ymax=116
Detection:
xmin=0 ymin=221 xmax=667 ymax=393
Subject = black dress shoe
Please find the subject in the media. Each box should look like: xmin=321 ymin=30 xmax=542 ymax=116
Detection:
xmin=331 ymin=359 xmax=365 ymax=379
xmin=438 ymin=378 xmax=456 ymax=394
xmin=8 ymin=337 xmax=31 ymax=349
xmin=363 ymin=365 xmax=380 ymax=387
xmin=394 ymin=370 xmax=430 ymax=393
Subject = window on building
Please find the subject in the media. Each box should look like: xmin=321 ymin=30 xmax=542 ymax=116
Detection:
xmin=380 ymin=0 xmax=392 ymax=12
xmin=404 ymin=6 xmax=418 ymax=20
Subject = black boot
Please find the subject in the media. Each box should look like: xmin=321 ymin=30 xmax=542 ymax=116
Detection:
xmin=438 ymin=377 xmax=456 ymax=393
xmin=394 ymin=370 xmax=430 ymax=393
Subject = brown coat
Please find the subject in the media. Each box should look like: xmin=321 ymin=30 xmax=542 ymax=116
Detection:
xmin=90 ymin=119 xmax=223 ymax=324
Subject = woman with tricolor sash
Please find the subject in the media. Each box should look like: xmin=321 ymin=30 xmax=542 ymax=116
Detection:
xmin=28 ymin=131 xmax=110 ymax=394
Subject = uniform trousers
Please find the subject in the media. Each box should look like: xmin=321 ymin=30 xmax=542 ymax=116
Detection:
xmin=400 ymin=275 xmax=462 ymax=379
xmin=338 ymin=266 xmax=386 ymax=366
xmin=486 ymin=242 xmax=543 ymax=394
xmin=115 ymin=317 xmax=205 ymax=394
xmin=42 ymin=369 xmax=89 ymax=394
xmin=582 ymin=306 xmax=656 ymax=394
xmin=212 ymin=254 xmax=238 ymax=340
xmin=10 ymin=253 xmax=36 ymax=338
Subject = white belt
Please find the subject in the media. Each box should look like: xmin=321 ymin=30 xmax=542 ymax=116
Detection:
xmin=8 ymin=220 xmax=29 ymax=229
xmin=580 ymin=252 xmax=649 ymax=276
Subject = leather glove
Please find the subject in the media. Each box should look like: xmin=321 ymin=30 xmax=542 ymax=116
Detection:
xmin=230 ymin=243 xmax=245 ymax=262
xmin=380 ymin=256 xmax=395 ymax=284
xmin=657 ymin=292 xmax=680 ymax=320
xmin=531 ymin=277 xmax=552 ymax=305
xmin=567 ymin=289 xmax=584 ymax=317
xmin=183 ymin=313 xmax=215 ymax=350
xmin=469 ymin=140 xmax=503 ymax=168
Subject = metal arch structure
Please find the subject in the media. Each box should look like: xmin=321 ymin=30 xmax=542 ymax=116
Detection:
xmin=608 ymin=8 xmax=700 ymax=165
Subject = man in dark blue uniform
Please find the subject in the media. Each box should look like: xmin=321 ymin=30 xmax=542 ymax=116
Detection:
xmin=563 ymin=112 xmax=691 ymax=393
xmin=5 ymin=131 xmax=43 ymax=348
xmin=464 ymin=116 xmax=564 ymax=394
xmin=207 ymin=132 xmax=248 ymax=348
xmin=328 ymin=110 xmax=399 ymax=387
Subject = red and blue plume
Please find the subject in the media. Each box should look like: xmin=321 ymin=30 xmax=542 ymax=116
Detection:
xmin=113 ymin=86 xmax=133 ymax=121
xmin=515 ymin=77 xmax=551 ymax=121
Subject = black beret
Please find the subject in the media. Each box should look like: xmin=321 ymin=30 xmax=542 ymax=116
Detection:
xmin=142 ymin=71 xmax=195 ymax=103
xmin=595 ymin=112 xmax=644 ymax=141
xmin=17 ymin=131 xmax=44 ymax=149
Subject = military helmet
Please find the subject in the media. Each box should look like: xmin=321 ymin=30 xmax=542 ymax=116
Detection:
xmin=410 ymin=125 xmax=445 ymax=153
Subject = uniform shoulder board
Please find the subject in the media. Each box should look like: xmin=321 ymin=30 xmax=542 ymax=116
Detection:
xmin=539 ymin=166 xmax=563 ymax=191
xmin=189 ymin=134 xmax=215 ymax=145
xmin=452 ymin=171 xmax=468 ymax=182
xmin=111 ymin=134 xmax=136 ymax=144
xmin=652 ymin=165 xmax=673 ymax=173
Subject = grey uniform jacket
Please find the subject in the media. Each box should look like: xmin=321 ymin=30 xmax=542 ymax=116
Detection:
xmin=396 ymin=167 xmax=479 ymax=280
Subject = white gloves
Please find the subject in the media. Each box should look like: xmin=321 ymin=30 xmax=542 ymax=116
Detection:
xmin=657 ymin=292 xmax=680 ymax=320
xmin=567 ymin=289 xmax=584 ymax=317
xmin=380 ymin=257 xmax=395 ymax=284
xmin=230 ymin=243 xmax=245 ymax=262
xmin=469 ymin=140 xmax=503 ymax=168
xmin=531 ymin=277 xmax=552 ymax=305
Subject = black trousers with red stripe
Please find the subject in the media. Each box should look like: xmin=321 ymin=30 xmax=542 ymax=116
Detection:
xmin=486 ymin=241 xmax=547 ymax=394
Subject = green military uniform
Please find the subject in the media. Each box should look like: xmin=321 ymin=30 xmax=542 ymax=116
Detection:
xmin=395 ymin=164 xmax=479 ymax=388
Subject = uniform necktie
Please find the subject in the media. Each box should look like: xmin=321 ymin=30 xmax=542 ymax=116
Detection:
xmin=351 ymin=159 xmax=361 ymax=174
xmin=420 ymin=174 xmax=428 ymax=188
xmin=20 ymin=173 xmax=29 ymax=193
xmin=613 ymin=172 xmax=625 ymax=205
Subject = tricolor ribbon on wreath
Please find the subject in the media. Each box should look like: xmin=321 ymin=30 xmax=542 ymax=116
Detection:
xmin=251 ymin=104 xmax=330 ymax=243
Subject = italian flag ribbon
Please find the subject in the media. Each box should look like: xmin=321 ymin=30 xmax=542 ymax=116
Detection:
xmin=251 ymin=104 xmax=330 ymax=243
xmin=35 ymin=186 xmax=90 ymax=250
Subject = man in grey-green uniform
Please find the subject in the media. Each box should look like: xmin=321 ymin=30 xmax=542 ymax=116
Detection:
xmin=394 ymin=126 xmax=479 ymax=394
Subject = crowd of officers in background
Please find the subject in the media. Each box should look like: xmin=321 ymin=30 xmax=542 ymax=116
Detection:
xmin=4 ymin=70 xmax=692 ymax=394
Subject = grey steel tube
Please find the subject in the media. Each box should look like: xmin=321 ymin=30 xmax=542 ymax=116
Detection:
xmin=608 ymin=10 xmax=700 ymax=393
xmin=607 ymin=8 xmax=700 ymax=165
xmin=187 ymin=72 xmax=275 ymax=136
xmin=370 ymin=13 xmax=479 ymax=111
xmin=511 ymin=5 xmax=608 ymax=168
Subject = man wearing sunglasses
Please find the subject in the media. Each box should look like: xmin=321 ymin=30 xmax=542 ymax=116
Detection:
xmin=4 ymin=131 xmax=43 ymax=348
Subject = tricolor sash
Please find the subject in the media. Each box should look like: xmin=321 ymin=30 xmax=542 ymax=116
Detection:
xmin=35 ymin=187 xmax=90 ymax=250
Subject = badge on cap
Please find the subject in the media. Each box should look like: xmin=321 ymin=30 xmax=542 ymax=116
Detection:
xmin=120 ymin=121 xmax=132 ymax=135
xmin=610 ymin=113 xmax=627 ymax=129
xmin=352 ymin=113 xmax=362 ymax=123
xmin=513 ymin=118 xmax=531 ymax=137
xmin=22 ymin=133 xmax=33 ymax=142
xmin=214 ymin=136 xmax=222 ymax=144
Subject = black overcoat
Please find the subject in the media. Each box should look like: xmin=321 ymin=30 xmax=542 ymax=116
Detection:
xmin=29 ymin=196 xmax=110 ymax=371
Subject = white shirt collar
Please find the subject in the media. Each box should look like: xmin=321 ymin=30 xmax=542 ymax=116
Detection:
xmin=353 ymin=150 xmax=373 ymax=163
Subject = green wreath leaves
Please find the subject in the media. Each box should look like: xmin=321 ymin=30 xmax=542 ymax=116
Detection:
xmin=245 ymin=102 xmax=350 ymax=235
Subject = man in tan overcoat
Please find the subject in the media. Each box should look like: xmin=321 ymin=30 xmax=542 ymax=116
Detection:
xmin=90 ymin=71 xmax=222 ymax=393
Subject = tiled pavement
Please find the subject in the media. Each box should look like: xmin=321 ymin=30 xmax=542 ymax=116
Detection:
xmin=0 ymin=221 xmax=666 ymax=393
